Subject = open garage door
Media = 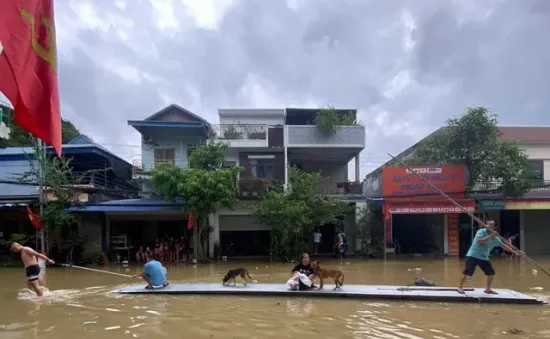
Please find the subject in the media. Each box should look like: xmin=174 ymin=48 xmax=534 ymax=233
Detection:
xmin=219 ymin=215 xmax=270 ymax=256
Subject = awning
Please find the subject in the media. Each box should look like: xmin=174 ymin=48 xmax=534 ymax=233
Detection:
xmin=65 ymin=199 xmax=184 ymax=213
xmin=0 ymin=201 xmax=31 ymax=209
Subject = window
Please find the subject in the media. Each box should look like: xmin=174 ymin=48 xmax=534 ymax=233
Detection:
xmin=187 ymin=144 xmax=198 ymax=159
xmin=154 ymin=148 xmax=175 ymax=166
xmin=250 ymin=159 xmax=275 ymax=179
xmin=528 ymin=160 xmax=544 ymax=183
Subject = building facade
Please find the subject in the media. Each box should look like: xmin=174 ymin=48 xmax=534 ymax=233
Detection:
xmin=364 ymin=126 xmax=550 ymax=257
xmin=210 ymin=108 xmax=366 ymax=257
xmin=71 ymin=104 xmax=367 ymax=260
xmin=0 ymin=135 xmax=140 ymax=252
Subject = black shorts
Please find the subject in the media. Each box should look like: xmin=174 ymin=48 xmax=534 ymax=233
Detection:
xmin=25 ymin=264 xmax=41 ymax=281
xmin=463 ymin=257 xmax=495 ymax=276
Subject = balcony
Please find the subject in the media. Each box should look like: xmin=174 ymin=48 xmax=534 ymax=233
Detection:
xmin=286 ymin=125 xmax=365 ymax=148
xmin=316 ymin=181 xmax=363 ymax=196
xmin=237 ymin=179 xmax=282 ymax=199
xmin=469 ymin=180 xmax=550 ymax=197
xmin=212 ymin=124 xmax=268 ymax=148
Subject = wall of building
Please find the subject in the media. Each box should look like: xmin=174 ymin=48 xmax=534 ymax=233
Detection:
xmin=286 ymin=125 xmax=365 ymax=146
xmin=518 ymin=143 xmax=550 ymax=180
xmin=141 ymin=136 xmax=203 ymax=172
xmin=219 ymin=110 xmax=285 ymax=126
xmin=522 ymin=210 xmax=550 ymax=256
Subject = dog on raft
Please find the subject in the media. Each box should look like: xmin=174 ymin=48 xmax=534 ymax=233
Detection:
xmin=311 ymin=261 xmax=344 ymax=290
xmin=222 ymin=268 xmax=255 ymax=286
xmin=414 ymin=277 xmax=436 ymax=287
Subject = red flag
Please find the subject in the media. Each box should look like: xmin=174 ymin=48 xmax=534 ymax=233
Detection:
xmin=187 ymin=212 xmax=194 ymax=230
xmin=26 ymin=205 xmax=41 ymax=230
xmin=0 ymin=0 xmax=62 ymax=156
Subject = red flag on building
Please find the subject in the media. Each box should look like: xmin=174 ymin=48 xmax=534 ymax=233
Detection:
xmin=26 ymin=205 xmax=42 ymax=230
xmin=0 ymin=0 xmax=62 ymax=156
xmin=187 ymin=212 xmax=194 ymax=230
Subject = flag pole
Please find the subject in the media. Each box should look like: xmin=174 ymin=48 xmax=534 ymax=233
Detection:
xmin=37 ymin=138 xmax=46 ymax=253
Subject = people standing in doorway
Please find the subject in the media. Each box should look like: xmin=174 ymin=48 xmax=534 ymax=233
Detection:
xmin=174 ymin=238 xmax=181 ymax=262
xmin=458 ymin=220 xmax=520 ymax=295
xmin=333 ymin=228 xmax=348 ymax=259
xmin=136 ymin=246 xmax=145 ymax=263
xmin=313 ymin=228 xmax=322 ymax=255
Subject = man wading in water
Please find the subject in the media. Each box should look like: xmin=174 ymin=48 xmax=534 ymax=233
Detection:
xmin=9 ymin=242 xmax=55 ymax=296
xmin=458 ymin=220 xmax=519 ymax=295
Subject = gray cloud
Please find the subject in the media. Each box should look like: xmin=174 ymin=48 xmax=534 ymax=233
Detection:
xmin=48 ymin=0 xmax=550 ymax=175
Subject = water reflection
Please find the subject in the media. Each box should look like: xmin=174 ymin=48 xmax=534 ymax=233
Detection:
xmin=0 ymin=257 xmax=549 ymax=338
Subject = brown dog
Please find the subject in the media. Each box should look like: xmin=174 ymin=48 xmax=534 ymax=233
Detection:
xmin=222 ymin=268 xmax=254 ymax=286
xmin=311 ymin=261 xmax=344 ymax=290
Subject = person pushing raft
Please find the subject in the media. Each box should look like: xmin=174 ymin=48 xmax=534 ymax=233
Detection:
xmin=9 ymin=242 xmax=55 ymax=296
xmin=458 ymin=220 xmax=520 ymax=295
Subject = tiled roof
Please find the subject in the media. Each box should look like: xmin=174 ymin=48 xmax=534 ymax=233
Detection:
xmin=499 ymin=127 xmax=550 ymax=142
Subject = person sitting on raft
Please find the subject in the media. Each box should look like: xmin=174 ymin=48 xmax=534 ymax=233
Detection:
xmin=290 ymin=253 xmax=317 ymax=290
xmin=134 ymin=252 xmax=169 ymax=289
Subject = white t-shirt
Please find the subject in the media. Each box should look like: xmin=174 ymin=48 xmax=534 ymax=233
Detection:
xmin=313 ymin=232 xmax=322 ymax=243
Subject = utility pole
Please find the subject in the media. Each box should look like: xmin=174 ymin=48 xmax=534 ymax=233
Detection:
xmin=37 ymin=138 xmax=46 ymax=253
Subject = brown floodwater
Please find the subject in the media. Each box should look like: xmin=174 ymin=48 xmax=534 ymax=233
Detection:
xmin=1 ymin=257 xmax=550 ymax=339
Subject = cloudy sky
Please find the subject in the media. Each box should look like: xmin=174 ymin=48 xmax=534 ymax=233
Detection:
xmin=3 ymin=0 xmax=550 ymax=178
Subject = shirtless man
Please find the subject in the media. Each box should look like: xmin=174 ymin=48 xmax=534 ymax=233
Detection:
xmin=9 ymin=242 xmax=55 ymax=296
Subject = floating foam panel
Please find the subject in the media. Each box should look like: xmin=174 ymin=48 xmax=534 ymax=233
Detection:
xmin=112 ymin=283 xmax=545 ymax=305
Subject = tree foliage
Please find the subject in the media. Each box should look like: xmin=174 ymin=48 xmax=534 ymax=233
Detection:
xmin=355 ymin=203 xmax=384 ymax=257
xmin=407 ymin=107 xmax=532 ymax=196
xmin=254 ymin=167 xmax=351 ymax=261
xmin=151 ymin=141 xmax=241 ymax=262
xmin=0 ymin=105 xmax=82 ymax=148
xmin=11 ymin=146 xmax=87 ymax=259
xmin=314 ymin=106 xmax=359 ymax=135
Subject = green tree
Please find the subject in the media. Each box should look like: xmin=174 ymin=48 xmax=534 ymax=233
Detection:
xmin=0 ymin=105 xmax=82 ymax=148
xmin=314 ymin=106 xmax=359 ymax=135
xmin=11 ymin=146 xmax=87 ymax=261
xmin=151 ymin=141 xmax=241 ymax=262
xmin=254 ymin=167 xmax=351 ymax=261
xmin=408 ymin=107 xmax=532 ymax=196
xmin=355 ymin=203 xmax=384 ymax=257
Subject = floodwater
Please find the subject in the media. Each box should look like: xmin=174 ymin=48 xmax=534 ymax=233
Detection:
xmin=1 ymin=257 xmax=550 ymax=339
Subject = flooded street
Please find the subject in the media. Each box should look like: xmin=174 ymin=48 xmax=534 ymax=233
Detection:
xmin=1 ymin=257 xmax=550 ymax=339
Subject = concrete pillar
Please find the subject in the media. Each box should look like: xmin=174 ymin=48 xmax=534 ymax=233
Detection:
xmin=283 ymin=126 xmax=289 ymax=192
xmin=520 ymin=210 xmax=525 ymax=252
xmin=443 ymin=214 xmax=449 ymax=255
xmin=355 ymin=155 xmax=360 ymax=182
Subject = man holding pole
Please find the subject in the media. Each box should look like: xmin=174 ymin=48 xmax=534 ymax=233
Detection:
xmin=458 ymin=220 xmax=520 ymax=295
xmin=9 ymin=242 xmax=55 ymax=296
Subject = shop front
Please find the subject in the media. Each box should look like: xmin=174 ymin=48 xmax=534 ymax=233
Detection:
xmin=505 ymin=199 xmax=550 ymax=256
xmin=381 ymin=164 xmax=470 ymax=258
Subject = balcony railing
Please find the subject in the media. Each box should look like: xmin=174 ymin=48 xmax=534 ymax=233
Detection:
xmin=212 ymin=124 xmax=268 ymax=140
xmin=69 ymin=171 xmax=140 ymax=192
xmin=469 ymin=180 xmax=550 ymax=194
xmin=316 ymin=181 xmax=363 ymax=195
xmin=238 ymin=179 xmax=282 ymax=199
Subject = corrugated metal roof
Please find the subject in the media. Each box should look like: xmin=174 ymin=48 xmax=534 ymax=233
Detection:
xmin=65 ymin=199 xmax=184 ymax=213
xmin=0 ymin=160 xmax=39 ymax=197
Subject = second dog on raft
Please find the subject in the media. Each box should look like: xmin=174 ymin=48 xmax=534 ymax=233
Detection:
xmin=311 ymin=261 xmax=344 ymax=290
xmin=222 ymin=268 xmax=256 ymax=286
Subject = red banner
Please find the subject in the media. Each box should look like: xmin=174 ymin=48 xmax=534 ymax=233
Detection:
xmin=382 ymin=165 xmax=466 ymax=198
xmin=26 ymin=205 xmax=41 ymax=229
xmin=387 ymin=200 xmax=475 ymax=214
xmin=0 ymin=0 xmax=62 ymax=156
xmin=447 ymin=214 xmax=460 ymax=256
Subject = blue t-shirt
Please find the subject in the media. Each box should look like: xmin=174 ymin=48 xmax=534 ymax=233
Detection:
xmin=143 ymin=260 xmax=166 ymax=286
xmin=466 ymin=228 xmax=504 ymax=261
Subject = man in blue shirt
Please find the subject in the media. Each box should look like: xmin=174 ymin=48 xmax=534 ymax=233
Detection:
xmin=458 ymin=220 xmax=519 ymax=295
xmin=135 ymin=253 xmax=169 ymax=289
